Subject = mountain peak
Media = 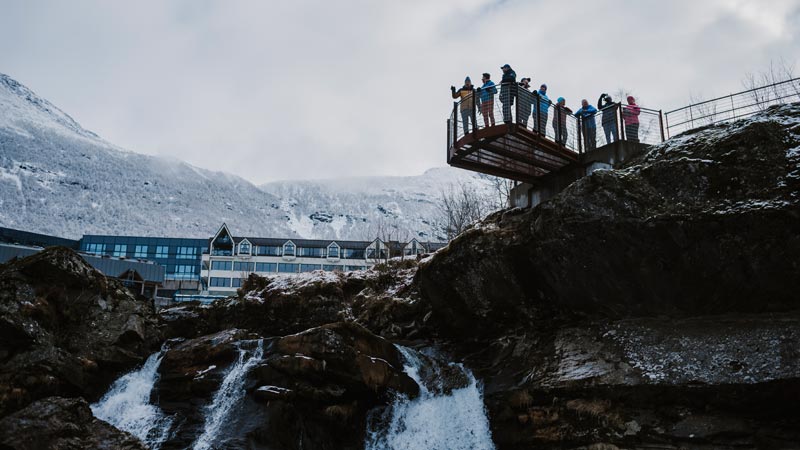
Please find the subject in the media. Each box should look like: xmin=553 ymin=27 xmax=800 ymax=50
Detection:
xmin=0 ymin=72 xmax=98 ymax=139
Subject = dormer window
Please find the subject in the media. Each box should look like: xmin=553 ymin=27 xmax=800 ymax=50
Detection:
xmin=283 ymin=241 xmax=296 ymax=258
xmin=239 ymin=240 xmax=251 ymax=255
xmin=327 ymin=243 xmax=340 ymax=259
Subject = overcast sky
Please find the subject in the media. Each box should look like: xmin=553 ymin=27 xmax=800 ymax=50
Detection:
xmin=2 ymin=0 xmax=798 ymax=184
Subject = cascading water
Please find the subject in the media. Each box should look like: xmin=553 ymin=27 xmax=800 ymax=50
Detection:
xmin=365 ymin=346 xmax=496 ymax=450
xmin=91 ymin=349 xmax=173 ymax=450
xmin=192 ymin=339 xmax=264 ymax=450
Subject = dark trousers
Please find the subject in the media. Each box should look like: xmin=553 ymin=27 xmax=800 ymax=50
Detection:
xmin=536 ymin=112 xmax=549 ymax=135
xmin=500 ymin=91 xmax=514 ymax=122
xmin=554 ymin=122 xmax=568 ymax=145
xmin=603 ymin=123 xmax=618 ymax=144
xmin=584 ymin=126 xmax=597 ymax=151
xmin=460 ymin=109 xmax=473 ymax=134
xmin=626 ymin=123 xmax=640 ymax=142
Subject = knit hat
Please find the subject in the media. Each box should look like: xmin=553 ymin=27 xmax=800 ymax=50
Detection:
xmin=465 ymin=76 xmax=471 ymax=83
xmin=557 ymin=97 xmax=565 ymax=103
xmin=627 ymin=95 xmax=636 ymax=103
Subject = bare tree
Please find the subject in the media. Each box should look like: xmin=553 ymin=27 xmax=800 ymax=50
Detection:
xmin=742 ymin=58 xmax=799 ymax=111
xmin=477 ymin=174 xmax=514 ymax=209
xmin=433 ymin=181 xmax=488 ymax=241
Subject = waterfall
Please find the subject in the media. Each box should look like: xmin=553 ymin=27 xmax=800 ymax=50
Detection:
xmin=91 ymin=349 xmax=173 ymax=450
xmin=192 ymin=339 xmax=264 ymax=450
xmin=365 ymin=346 xmax=496 ymax=450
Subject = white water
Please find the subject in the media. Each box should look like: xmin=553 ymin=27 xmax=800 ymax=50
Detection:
xmin=90 ymin=350 xmax=173 ymax=450
xmin=365 ymin=346 xmax=496 ymax=450
xmin=192 ymin=340 xmax=264 ymax=450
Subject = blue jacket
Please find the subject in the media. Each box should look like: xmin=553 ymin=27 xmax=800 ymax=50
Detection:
xmin=478 ymin=80 xmax=497 ymax=103
xmin=536 ymin=90 xmax=551 ymax=114
xmin=574 ymin=105 xmax=598 ymax=128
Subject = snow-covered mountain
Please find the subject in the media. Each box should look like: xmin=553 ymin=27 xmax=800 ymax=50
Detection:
xmin=0 ymin=73 xmax=490 ymax=241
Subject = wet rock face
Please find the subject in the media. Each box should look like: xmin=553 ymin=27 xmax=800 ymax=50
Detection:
xmin=418 ymin=103 xmax=800 ymax=337
xmin=414 ymin=104 xmax=800 ymax=449
xmin=0 ymin=396 xmax=147 ymax=450
xmin=0 ymin=247 xmax=160 ymax=416
xmin=154 ymin=322 xmax=417 ymax=450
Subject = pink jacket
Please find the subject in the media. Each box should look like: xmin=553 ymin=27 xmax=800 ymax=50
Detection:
xmin=623 ymin=104 xmax=640 ymax=125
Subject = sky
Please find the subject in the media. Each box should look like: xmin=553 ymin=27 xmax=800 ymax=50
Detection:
xmin=1 ymin=0 xmax=798 ymax=184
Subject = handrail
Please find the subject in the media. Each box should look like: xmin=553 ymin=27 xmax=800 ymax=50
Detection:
xmin=664 ymin=77 xmax=800 ymax=137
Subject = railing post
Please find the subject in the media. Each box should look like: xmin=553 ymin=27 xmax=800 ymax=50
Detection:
xmin=658 ymin=110 xmax=666 ymax=142
xmin=556 ymin=105 xmax=562 ymax=146
xmin=452 ymin=102 xmax=458 ymax=142
xmin=534 ymin=91 xmax=540 ymax=134
xmin=730 ymin=94 xmax=736 ymax=120
xmin=446 ymin=119 xmax=451 ymax=161
xmin=618 ymin=102 xmax=625 ymax=141
xmin=577 ymin=117 xmax=583 ymax=155
xmin=471 ymin=87 xmax=478 ymax=135
xmin=664 ymin=112 xmax=670 ymax=139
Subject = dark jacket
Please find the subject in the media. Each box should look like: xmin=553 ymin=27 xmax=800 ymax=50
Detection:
xmin=517 ymin=85 xmax=533 ymax=118
xmin=500 ymin=69 xmax=517 ymax=101
xmin=598 ymin=96 xmax=618 ymax=126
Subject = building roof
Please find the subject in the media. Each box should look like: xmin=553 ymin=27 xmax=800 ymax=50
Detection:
xmin=0 ymin=226 xmax=79 ymax=249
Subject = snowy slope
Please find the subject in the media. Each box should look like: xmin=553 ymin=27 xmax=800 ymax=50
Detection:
xmin=259 ymin=167 xmax=493 ymax=241
xmin=0 ymin=73 xmax=492 ymax=241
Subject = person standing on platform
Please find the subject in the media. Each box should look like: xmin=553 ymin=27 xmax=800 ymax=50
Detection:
xmin=553 ymin=97 xmax=573 ymax=145
xmin=574 ymin=99 xmax=598 ymax=150
xmin=499 ymin=64 xmax=516 ymax=123
xmin=535 ymin=84 xmax=551 ymax=135
xmin=476 ymin=73 xmax=497 ymax=127
xmin=516 ymin=78 xmax=533 ymax=128
xmin=623 ymin=95 xmax=641 ymax=142
xmin=597 ymin=93 xmax=619 ymax=144
xmin=451 ymin=77 xmax=475 ymax=134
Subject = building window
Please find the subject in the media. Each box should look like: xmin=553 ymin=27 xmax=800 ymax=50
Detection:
xmin=155 ymin=246 xmax=169 ymax=258
xmin=256 ymin=245 xmax=281 ymax=256
xmin=85 ymin=243 xmax=105 ymax=255
xmin=345 ymin=265 xmax=367 ymax=271
xmin=404 ymin=241 xmax=425 ymax=256
xmin=233 ymin=261 xmax=255 ymax=272
xmin=174 ymin=265 xmax=196 ymax=278
xmin=232 ymin=278 xmax=245 ymax=288
xmin=300 ymin=264 xmax=322 ymax=272
xmin=323 ymin=264 xmax=343 ymax=272
xmin=177 ymin=246 xmax=197 ymax=259
xmin=211 ymin=261 xmax=233 ymax=271
xmin=134 ymin=245 xmax=148 ymax=258
xmin=278 ymin=263 xmax=299 ymax=273
xmin=112 ymin=244 xmax=127 ymax=257
xmin=256 ymin=262 xmax=277 ymax=273
xmin=283 ymin=242 xmax=296 ymax=257
xmin=209 ymin=277 xmax=231 ymax=287
xmin=297 ymin=247 xmax=324 ymax=258
xmin=342 ymin=248 xmax=364 ymax=259
xmin=327 ymin=243 xmax=340 ymax=259
xmin=239 ymin=241 xmax=251 ymax=255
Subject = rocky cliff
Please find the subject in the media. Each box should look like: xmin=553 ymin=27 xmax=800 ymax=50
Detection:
xmin=1 ymin=103 xmax=799 ymax=449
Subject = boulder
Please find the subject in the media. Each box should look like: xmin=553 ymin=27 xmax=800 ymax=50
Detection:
xmin=0 ymin=396 xmax=146 ymax=450
xmin=0 ymin=247 xmax=160 ymax=416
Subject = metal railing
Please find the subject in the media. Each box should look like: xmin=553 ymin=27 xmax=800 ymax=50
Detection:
xmin=448 ymin=82 xmax=663 ymax=159
xmin=664 ymin=77 xmax=800 ymax=137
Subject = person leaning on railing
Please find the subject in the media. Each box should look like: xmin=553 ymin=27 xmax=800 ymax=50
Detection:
xmin=516 ymin=78 xmax=533 ymax=128
xmin=574 ymin=99 xmax=598 ymax=151
xmin=500 ymin=64 xmax=517 ymax=123
xmin=622 ymin=96 xmax=641 ymax=143
xmin=451 ymin=76 xmax=475 ymax=134
xmin=475 ymin=72 xmax=497 ymax=127
xmin=553 ymin=97 xmax=573 ymax=145
xmin=535 ymin=84 xmax=551 ymax=135
xmin=598 ymin=93 xmax=619 ymax=144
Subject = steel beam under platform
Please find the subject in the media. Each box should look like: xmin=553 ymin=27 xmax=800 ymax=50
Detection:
xmin=448 ymin=123 xmax=579 ymax=184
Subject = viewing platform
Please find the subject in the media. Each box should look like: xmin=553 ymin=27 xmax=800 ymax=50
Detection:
xmin=446 ymin=84 xmax=665 ymax=185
